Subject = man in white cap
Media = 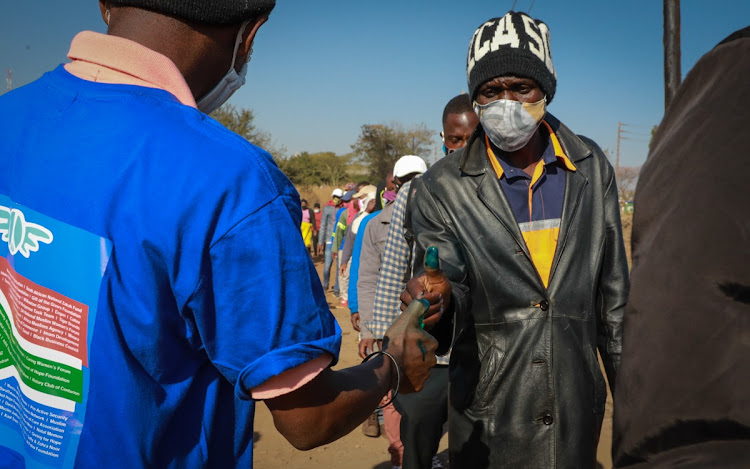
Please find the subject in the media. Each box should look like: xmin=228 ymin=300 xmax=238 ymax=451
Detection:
xmin=400 ymin=11 xmax=628 ymax=468
xmin=359 ymin=155 xmax=428 ymax=466
xmin=365 ymin=95 xmax=478 ymax=469
xmin=319 ymin=188 xmax=344 ymax=293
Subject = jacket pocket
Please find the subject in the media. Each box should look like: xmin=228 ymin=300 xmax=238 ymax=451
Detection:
xmin=473 ymin=344 xmax=506 ymax=410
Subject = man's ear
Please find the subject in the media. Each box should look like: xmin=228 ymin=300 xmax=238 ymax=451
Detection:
xmin=236 ymin=15 xmax=269 ymax=67
xmin=99 ymin=1 xmax=109 ymax=25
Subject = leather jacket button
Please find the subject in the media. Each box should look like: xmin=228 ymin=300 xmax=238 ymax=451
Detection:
xmin=539 ymin=300 xmax=549 ymax=311
xmin=543 ymin=414 xmax=553 ymax=425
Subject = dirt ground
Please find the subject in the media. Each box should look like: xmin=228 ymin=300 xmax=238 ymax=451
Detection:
xmin=252 ymin=255 xmax=615 ymax=469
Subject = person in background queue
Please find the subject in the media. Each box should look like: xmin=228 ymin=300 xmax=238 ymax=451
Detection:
xmin=346 ymin=191 xmax=380 ymax=336
xmin=374 ymin=171 xmax=396 ymax=212
xmin=401 ymin=11 xmax=628 ymax=468
xmin=440 ymin=93 xmax=479 ymax=156
xmin=319 ymin=188 xmax=344 ymax=293
xmin=332 ymin=190 xmax=352 ymax=303
xmin=300 ymin=198 xmax=316 ymax=256
xmin=363 ymin=93 xmax=478 ymax=469
xmin=359 ymin=155 xmax=428 ymax=468
xmin=340 ymin=185 xmax=377 ymax=309
xmin=312 ymin=202 xmax=322 ymax=256
xmin=0 ymin=1 xmax=438 ymax=467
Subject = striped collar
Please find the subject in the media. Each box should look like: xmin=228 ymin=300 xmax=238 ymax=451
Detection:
xmin=486 ymin=120 xmax=577 ymax=180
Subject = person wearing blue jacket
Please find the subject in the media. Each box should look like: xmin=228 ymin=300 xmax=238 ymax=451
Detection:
xmin=0 ymin=1 xmax=437 ymax=467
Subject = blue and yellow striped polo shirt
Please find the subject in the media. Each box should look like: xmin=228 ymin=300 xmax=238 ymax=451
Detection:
xmin=486 ymin=121 xmax=576 ymax=287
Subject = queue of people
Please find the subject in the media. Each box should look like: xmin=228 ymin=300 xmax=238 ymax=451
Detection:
xmin=1 ymin=0 xmax=746 ymax=468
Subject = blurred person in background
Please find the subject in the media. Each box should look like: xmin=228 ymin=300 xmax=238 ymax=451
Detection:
xmin=332 ymin=190 xmax=354 ymax=304
xmin=346 ymin=190 xmax=380 ymax=336
xmin=300 ymin=198 xmax=316 ymax=256
xmin=312 ymin=202 xmax=322 ymax=256
xmin=340 ymin=184 xmax=378 ymax=311
xmin=374 ymin=172 xmax=396 ymax=212
xmin=319 ymin=188 xmax=344 ymax=293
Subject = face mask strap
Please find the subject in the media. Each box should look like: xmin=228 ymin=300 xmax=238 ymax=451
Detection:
xmin=230 ymin=20 xmax=252 ymax=71
xmin=196 ymin=20 xmax=253 ymax=113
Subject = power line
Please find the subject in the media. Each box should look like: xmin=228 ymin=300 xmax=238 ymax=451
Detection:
xmin=620 ymin=123 xmax=652 ymax=129
xmin=621 ymin=131 xmax=650 ymax=137
xmin=616 ymin=122 xmax=646 ymax=170
xmin=616 ymin=122 xmax=654 ymax=168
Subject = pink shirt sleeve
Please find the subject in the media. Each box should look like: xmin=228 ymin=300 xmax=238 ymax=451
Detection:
xmin=250 ymin=353 xmax=333 ymax=400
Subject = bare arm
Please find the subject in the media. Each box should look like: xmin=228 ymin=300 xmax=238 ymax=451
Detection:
xmin=264 ymin=300 xmax=437 ymax=450
xmin=264 ymin=354 xmax=392 ymax=450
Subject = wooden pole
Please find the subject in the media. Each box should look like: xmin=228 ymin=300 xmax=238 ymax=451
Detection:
xmin=663 ymin=0 xmax=681 ymax=110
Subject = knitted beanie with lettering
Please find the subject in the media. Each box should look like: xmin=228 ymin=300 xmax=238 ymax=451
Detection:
xmin=107 ymin=0 xmax=275 ymax=25
xmin=466 ymin=11 xmax=556 ymax=102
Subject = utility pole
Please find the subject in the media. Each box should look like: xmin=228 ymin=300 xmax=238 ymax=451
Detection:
xmin=663 ymin=0 xmax=681 ymax=110
xmin=615 ymin=122 xmax=623 ymax=171
xmin=5 ymin=69 xmax=11 ymax=93
xmin=616 ymin=122 xmax=650 ymax=169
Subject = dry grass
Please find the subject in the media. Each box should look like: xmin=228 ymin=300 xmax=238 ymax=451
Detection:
xmin=297 ymin=185 xmax=338 ymax=208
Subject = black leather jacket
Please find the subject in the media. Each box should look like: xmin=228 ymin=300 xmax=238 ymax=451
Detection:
xmin=406 ymin=114 xmax=628 ymax=468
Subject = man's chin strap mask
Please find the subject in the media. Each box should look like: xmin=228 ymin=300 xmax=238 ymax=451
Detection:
xmin=197 ymin=21 xmax=252 ymax=114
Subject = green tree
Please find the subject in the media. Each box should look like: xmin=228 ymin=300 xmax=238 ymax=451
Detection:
xmin=210 ymin=104 xmax=285 ymax=157
xmin=648 ymin=124 xmax=659 ymax=150
xmin=211 ymin=104 xmax=269 ymax=146
xmin=275 ymin=151 xmax=354 ymax=186
xmin=351 ymin=122 xmax=433 ymax=181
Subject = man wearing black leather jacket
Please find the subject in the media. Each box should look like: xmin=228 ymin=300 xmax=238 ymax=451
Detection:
xmin=400 ymin=11 xmax=628 ymax=468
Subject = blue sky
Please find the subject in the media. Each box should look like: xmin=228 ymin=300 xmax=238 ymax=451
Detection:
xmin=2 ymin=1 xmax=748 ymax=168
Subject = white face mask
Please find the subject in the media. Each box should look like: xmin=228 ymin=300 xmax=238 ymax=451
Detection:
xmin=197 ymin=21 xmax=252 ymax=114
xmin=474 ymin=97 xmax=546 ymax=152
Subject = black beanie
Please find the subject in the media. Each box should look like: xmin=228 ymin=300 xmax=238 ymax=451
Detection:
xmin=467 ymin=11 xmax=556 ymax=102
xmin=108 ymin=0 xmax=276 ymax=25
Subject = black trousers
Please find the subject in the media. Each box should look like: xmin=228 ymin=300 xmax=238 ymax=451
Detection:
xmin=394 ymin=365 xmax=449 ymax=469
